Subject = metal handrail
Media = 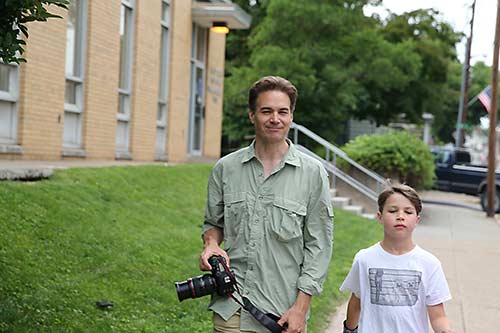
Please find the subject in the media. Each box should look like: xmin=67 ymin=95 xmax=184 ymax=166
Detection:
xmin=290 ymin=122 xmax=388 ymax=201
xmin=295 ymin=145 xmax=378 ymax=202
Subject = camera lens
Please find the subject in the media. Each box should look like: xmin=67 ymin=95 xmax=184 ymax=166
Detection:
xmin=175 ymin=274 xmax=217 ymax=302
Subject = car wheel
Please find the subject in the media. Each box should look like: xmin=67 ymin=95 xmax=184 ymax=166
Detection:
xmin=480 ymin=189 xmax=500 ymax=213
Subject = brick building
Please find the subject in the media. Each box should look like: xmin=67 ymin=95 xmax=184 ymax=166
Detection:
xmin=0 ymin=0 xmax=250 ymax=162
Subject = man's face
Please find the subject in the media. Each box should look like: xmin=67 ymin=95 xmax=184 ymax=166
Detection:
xmin=249 ymin=90 xmax=293 ymax=144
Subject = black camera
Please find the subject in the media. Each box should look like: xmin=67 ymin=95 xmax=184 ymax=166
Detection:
xmin=175 ymin=256 xmax=235 ymax=302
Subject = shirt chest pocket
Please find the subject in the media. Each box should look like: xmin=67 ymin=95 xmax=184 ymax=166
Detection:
xmin=271 ymin=197 xmax=307 ymax=242
xmin=223 ymin=192 xmax=248 ymax=239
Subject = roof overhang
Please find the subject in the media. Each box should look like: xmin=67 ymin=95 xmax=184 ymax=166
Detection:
xmin=192 ymin=1 xmax=252 ymax=30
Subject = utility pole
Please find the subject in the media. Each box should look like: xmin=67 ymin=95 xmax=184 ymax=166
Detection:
xmin=487 ymin=0 xmax=500 ymax=217
xmin=456 ymin=0 xmax=476 ymax=148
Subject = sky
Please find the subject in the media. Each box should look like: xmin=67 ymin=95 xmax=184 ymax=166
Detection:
xmin=364 ymin=0 xmax=498 ymax=65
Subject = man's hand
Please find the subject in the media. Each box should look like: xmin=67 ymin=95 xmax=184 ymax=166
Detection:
xmin=277 ymin=291 xmax=311 ymax=333
xmin=200 ymin=227 xmax=228 ymax=271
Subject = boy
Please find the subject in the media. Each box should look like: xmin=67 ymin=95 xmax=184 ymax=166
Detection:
xmin=340 ymin=184 xmax=454 ymax=333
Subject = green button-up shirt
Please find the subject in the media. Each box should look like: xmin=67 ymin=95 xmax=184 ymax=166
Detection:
xmin=203 ymin=141 xmax=334 ymax=332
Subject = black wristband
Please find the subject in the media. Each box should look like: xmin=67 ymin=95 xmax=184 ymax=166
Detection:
xmin=343 ymin=320 xmax=358 ymax=333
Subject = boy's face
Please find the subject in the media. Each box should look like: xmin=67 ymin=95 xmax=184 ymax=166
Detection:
xmin=377 ymin=192 xmax=420 ymax=240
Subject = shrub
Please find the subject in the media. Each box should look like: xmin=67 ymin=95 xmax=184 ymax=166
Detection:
xmin=342 ymin=131 xmax=435 ymax=189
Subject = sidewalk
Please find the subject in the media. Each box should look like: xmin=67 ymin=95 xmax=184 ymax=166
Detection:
xmin=0 ymin=159 xmax=169 ymax=180
xmin=325 ymin=191 xmax=500 ymax=333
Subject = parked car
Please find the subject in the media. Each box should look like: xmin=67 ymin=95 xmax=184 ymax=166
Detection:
xmin=431 ymin=146 xmax=500 ymax=212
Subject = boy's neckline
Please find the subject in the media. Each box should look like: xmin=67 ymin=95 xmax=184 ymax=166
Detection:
xmin=379 ymin=241 xmax=417 ymax=256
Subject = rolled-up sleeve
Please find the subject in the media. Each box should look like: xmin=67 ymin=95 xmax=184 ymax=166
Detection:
xmin=202 ymin=162 xmax=225 ymax=236
xmin=297 ymin=166 xmax=334 ymax=295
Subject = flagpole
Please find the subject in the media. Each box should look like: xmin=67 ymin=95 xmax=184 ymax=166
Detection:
xmin=486 ymin=0 xmax=500 ymax=217
xmin=456 ymin=0 xmax=476 ymax=148
xmin=467 ymin=95 xmax=478 ymax=107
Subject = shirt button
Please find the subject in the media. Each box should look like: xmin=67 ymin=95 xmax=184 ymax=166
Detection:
xmin=258 ymin=195 xmax=263 ymax=200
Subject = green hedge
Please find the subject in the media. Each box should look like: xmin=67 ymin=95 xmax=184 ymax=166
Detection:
xmin=342 ymin=131 xmax=435 ymax=189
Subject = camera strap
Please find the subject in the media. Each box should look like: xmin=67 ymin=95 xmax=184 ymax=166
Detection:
xmin=216 ymin=257 xmax=286 ymax=333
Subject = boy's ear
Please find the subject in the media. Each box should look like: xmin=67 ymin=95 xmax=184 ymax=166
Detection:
xmin=376 ymin=211 xmax=383 ymax=224
xmin=249 ymin=111 xmax=255 ymax=124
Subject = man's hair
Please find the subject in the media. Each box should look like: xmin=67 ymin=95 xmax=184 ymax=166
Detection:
xmin=377 ymin=184 xmax=422 ymax=215
xmin=248 ymin=76 xmax=298 ymax=112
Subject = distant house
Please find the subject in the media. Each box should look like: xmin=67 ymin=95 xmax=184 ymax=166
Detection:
xmin=0 ymin=0 xmax=250 ymax=162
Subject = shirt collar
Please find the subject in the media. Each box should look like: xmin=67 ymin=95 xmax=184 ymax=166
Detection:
xmin=241 ymin=139 xmax=301 ymax=167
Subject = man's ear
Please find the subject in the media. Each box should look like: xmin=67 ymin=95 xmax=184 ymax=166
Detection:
xmin=249 ymin=111 xmax=255 ymax=124
xmin=376 ymin=211 xmax=383 ymax=225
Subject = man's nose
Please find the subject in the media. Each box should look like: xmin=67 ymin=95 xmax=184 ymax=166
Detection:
xmin=269 ymin=111 xmax=279 ymax=122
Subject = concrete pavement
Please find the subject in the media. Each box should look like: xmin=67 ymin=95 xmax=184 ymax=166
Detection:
xmin=325 ymin=192 xmax=500 ymax=333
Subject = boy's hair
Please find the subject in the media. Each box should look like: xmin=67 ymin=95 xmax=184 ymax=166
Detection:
xmin=248 ymin=76 xmax=298 ymax=113
xmin=378 ymin=184 xmax=422 ymax=215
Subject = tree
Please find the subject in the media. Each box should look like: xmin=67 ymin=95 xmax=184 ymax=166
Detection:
xmin=223 ymin=0 xmax=422 ymax=145
xmin=222 ymin=1 xmax=463 ymax=147
xmin=379 ymin=9 xmax=462 ymax=126
xmin=0 ymin=0 xmax=69 ymax=64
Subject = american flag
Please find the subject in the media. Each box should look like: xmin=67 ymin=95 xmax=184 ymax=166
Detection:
xmin=477 ymin=86 xmax=492 ymax=112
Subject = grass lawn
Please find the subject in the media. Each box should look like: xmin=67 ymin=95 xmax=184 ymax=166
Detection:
xmin=0 ymin=165 xmax=382 ymax=332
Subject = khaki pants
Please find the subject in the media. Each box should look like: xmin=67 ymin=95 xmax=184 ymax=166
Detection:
xmin=213 ymin=311 xmax=255 ymax=333
xmin=213 ymin=311 xmax=307 ymax=333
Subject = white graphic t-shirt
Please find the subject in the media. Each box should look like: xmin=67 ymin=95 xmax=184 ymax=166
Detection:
xmin=340 ymin=242 xmax=451 ymax=333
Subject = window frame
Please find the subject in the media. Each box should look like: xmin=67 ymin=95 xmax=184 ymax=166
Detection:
xmin=63 ymin=0 xmax=88 ymax=150
xmin=0 ymin=62 xmax=20 ymax=146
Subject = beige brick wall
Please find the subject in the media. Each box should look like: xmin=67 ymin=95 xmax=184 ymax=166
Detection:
xmin=166 ymin=0 xmax=192 ymax=163
xmin=1 ymin=0 xmax=232 ymax=163
xmin=17 ymin=7 xmax=67 ymax=160
xmin=203 ymin=31 xmax=226 ymax=159
xmin=82 ymin=0 xmax=121 ymax=160
xmin=129 ymin=0 xmax=161 ymax=161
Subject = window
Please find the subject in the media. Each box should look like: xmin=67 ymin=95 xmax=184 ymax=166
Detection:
xmin=156 ymin=0 xmax=171 ymax=158
xmin=188 ymin=25 xmax=207 ymax=155
xmin=0 ymin=62 xmax=19 ymax=145
xmin=116 ymin=0 xmax=134 ymax=156
xmin=64 ymin=0 xmax=87 ymax=151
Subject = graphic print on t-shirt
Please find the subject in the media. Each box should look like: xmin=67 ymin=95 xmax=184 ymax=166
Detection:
xmin=369 ymin=268 xmax=422 ymax=306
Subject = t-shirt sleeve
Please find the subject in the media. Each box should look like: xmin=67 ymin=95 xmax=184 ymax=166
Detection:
xmin=340 ymin=255 xmax=362 ymax=298
xmin=426 ymin=262 xmax=452 ymax=306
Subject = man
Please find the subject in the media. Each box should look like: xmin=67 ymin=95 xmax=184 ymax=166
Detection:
xmin=200 ymin=76 xmax=334 ymax=333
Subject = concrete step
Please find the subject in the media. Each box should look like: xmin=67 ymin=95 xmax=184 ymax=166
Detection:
xmin=329 ymin=188 xmax=337 ymax=197
xmin=344 ymin=205 xmax=364 ymax=215
xmin=361 ymin=213 xmax=377 ymax=220
xmin=332 ymin=196 xmax=350 ymax=209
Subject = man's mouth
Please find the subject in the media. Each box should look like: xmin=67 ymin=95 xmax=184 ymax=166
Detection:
xmin=394 ymin=224 xmax=406 ymax=228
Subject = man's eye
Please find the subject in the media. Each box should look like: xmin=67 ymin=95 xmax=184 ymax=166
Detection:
xmin=279 ymin=110 xmax=289 ymax=115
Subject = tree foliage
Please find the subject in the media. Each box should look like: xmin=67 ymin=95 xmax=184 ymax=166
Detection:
xmin=0 ymin=0 xmax=69 ymax=64
xmin=223 ymin=0 xmax=464 ymax=147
